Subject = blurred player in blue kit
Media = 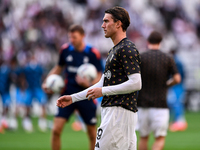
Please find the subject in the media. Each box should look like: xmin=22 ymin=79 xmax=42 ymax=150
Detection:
xmin=42 ymin=25 xmax=103 ymax=150
xmin=167 ymin=49 xmax=187 ymax=132
xmin=0 ymin=54 xmax=12 ymax=132
xmin=20 ymin=53 xmax=47 ymax=132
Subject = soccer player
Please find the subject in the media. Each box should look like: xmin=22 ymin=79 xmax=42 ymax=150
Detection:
xmin=42 ymin=25 xmax=103 ymax=150
xmin=0 ymin=55 xmax=12 ymax=132
xmin=22 ymin=54 xmax=47 ymax=132
xmin=137 ymin=31 xmax=181 ymax=150
xmin=167 ymin=49 xmax=187 ymax=132
xmin=56 ymin=6 xmax=142 ymax=150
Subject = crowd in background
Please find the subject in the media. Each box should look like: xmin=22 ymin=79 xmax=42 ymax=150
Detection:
xmin=0 ymin=0 xmax=200 ymax=130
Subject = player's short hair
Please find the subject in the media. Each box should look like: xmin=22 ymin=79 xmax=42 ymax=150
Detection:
xmin=147 ymin=31 xmax=163 ymax=44
xmin=69 ymin=24 xmax=85 ymax=35
xmin=105 ymin=6 xmax=130 ymax=32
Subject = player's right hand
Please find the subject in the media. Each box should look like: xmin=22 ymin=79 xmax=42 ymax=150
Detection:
xmin=42 ymin=82 xmax=54 ymax=94
xmin=56 ymin=95 xmax=72 ymax=108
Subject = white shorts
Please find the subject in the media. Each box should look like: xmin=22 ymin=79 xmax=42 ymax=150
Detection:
xmin=137 ymin=107 xmax=169 ymax=138
xmin=95 ymin=106 xmax=138 ymax=150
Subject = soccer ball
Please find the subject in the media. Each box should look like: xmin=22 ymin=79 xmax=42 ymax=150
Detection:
xmin=46 ymin=74 xmax=65 ymax=93
xmin=77 ymin=63 xmax=97 ymax=82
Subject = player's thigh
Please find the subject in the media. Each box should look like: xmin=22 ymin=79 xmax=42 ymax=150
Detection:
xmin=150 ymin=108 xmax=169 ymax=137
xmin=76 ymin=100 xmax=97 ymax=125
xmin=137 ymin=107 xmax=151 ymax=137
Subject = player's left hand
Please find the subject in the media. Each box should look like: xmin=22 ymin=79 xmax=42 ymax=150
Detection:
xmin=86 ymin=87 xmax=103 ymax=100
xmin=56 ymin=95 xmax=72 ymax=108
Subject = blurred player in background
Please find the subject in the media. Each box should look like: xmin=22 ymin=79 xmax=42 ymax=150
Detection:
xmin=42 ymin=25 xmax=103 ymax=150
xmin=56 ymin=6 xmax=142 ymax=150
xmin=137 ymin=31 xmax=181 ymax=150
xmin=167 ymin=49 xmax=187 ymax=132
xmin=0 ymin=53 xmax=12 ymax=132
xmin=21 ymin=53 xmax=47 ymax=132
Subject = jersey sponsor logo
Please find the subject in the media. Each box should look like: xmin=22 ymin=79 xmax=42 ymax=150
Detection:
xmin=66 ymin=55 xmax=73 ymax=62
xmin=67 ymin=66 xmax=78 ymax=73
xmin=104 ymin=70 xmax=111 ymax=79
xmin=83 ymin=56 xmax=89 ymax=63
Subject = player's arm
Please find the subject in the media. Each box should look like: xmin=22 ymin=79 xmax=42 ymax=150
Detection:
xmin=100 ymin=73 xmax=141 ymax=96
xmin=90 ymin=47 xmax=103 ymax=85
xmin=47 ymin=65 xmax=63 ymax=76
xmin=57 ymin=73 xmax=142 ymax=108
xmin=43 ymin=44 xmax=67 ymax=93
xmin=56 ymin=74 xmax=104 ymax=108
xmin=166 ymin=73 xmax=181 ymax=87
xmin=87 ymin=73 xmax=141 ymax=100
xmin=166 ymin=56 xmax=181 ymax=87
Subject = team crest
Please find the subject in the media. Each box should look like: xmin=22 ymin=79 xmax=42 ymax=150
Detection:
xmin=66 ymin=55 xmax=73 ymax=62
xmin=105 ymin=70 xmax=111 ymax=79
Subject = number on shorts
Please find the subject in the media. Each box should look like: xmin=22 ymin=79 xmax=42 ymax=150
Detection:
xmin=97 ymin=128 xmax=103 ymax=140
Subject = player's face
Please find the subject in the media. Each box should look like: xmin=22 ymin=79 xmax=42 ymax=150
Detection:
xmin=101 ymin=13 xmax=117 ymax=38
xmin=69 ymin=31 xmax=84 ymax=48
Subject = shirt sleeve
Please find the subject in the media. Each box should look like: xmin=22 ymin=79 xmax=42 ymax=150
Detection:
xmin=102 ymin=73 xmax=141 ymax=96
xmin=71 ymin=74 xmax=104 ymax=103
xmin=118 ymin=46 xmax=141 ymax=75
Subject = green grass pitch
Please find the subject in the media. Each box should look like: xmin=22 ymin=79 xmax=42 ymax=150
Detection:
xmin=0 ymin=112 xmax=199 ymax=150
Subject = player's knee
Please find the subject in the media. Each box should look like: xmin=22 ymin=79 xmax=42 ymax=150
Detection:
xmin=155 ymin=136 xmax=165 ymax=141
xmin=140 ymin=136 xmax=148 ymax=140
xmin=52 ymin=126 xmax=62 ymax=137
